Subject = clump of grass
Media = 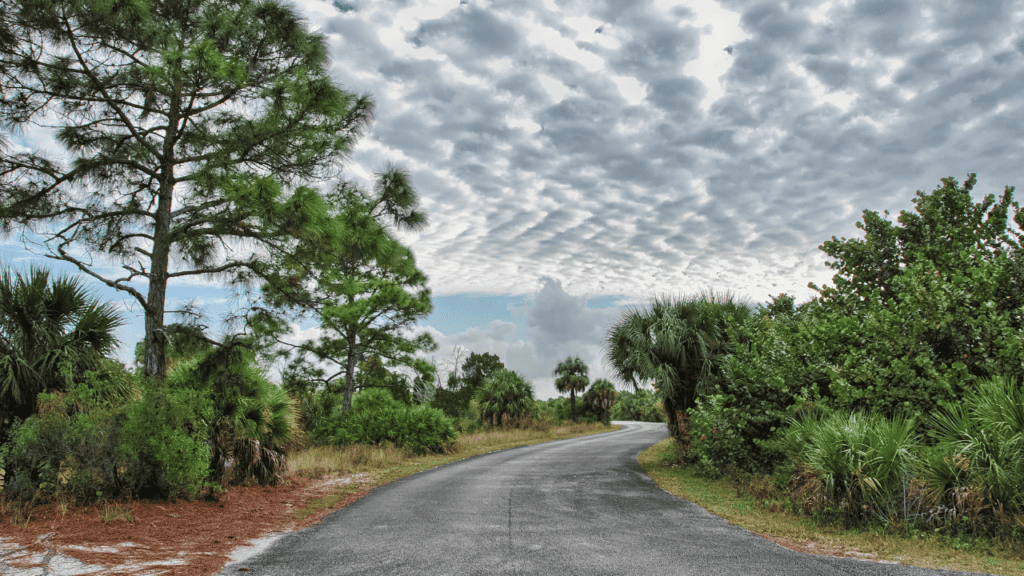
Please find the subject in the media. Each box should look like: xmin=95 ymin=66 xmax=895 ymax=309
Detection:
xmin=98 ymin=500 xmax=135 ymax=524
xmin=2 ymin=497 xmax=34 ymax=528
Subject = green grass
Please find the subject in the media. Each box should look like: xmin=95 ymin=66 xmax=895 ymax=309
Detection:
xmin=640 ymin=439 xmax=1024 ymax=575
xmin=288 ymin=421 xmax=620 ymax=519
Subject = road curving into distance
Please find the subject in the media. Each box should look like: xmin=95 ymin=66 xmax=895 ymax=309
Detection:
xmin=219 ymin=421 xmax=986 ymax=576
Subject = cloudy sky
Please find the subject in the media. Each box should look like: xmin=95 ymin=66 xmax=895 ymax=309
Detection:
xmin=5 ymin=0 xmax=1024 ymax=399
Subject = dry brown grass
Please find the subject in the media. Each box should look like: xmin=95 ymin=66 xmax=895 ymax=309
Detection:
xmin=287 ymin=420 xmax=617 ymax=492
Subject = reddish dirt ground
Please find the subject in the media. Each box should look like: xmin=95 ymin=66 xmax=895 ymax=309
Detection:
xmin=0 ymin=473 xmax=375 ymax=575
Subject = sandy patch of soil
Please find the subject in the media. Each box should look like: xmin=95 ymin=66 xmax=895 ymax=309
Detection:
xmin=756 ymin=533 xmax=901 ymax=564
xmin=0 ymin=473 xmax=375 ymax=575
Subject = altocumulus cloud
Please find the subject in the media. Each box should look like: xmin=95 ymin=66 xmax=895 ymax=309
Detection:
xmin=7 ymin=0 xmax=1024 ymax=388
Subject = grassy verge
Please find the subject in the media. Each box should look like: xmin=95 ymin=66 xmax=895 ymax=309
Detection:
xmin=288 ymin=421 xmax=620 ymax=519
xmin=640 ymin=439 xmax=1024 ymax=576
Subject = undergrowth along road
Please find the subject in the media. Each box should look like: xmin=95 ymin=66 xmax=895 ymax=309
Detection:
xmin=640 ymin=438 xmax=1024 ymax=576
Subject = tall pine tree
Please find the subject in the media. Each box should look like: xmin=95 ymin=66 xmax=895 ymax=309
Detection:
xmin=0 ymin=0 xmax=381 ymax=378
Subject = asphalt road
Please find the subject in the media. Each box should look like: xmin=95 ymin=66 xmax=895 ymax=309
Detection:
xmin=219 ymin=421 xmax=986 ymax=576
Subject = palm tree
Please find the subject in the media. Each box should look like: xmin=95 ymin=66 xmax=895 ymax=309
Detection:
xmin=553 ymin=355 xmax=589 ymax=419
xmin=604 ymin=290 xmax=752 ymax=447
xmin=0 ymin=265 xmax=124 ymax=442
xmin=586 ymin=378 xmax=617 ymax=425
xmin=476 ymin=368 xmax=535 ymax=427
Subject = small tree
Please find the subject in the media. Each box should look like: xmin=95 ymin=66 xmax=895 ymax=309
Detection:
xmin=477 ymin=368 xmax=535 ymax=427
xmin=254 ymin=177 xmax=435 ymax=412
xmin=583 ymin=378 xmax=617 ymax=425
xmin=552 ymin=355 xmax=589 ymax=419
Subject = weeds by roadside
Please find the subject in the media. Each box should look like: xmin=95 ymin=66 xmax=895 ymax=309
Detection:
xmin=287 ymin=420 xmax=618 ymax=518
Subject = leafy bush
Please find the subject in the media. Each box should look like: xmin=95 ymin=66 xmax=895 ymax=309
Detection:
xmin=535 ymin=397 xmax=569 ymax=423
xmin=609 ymin=389 xmax=662 ymax=422
xmin=924 ymin=376 xmax=1024 ymax=519
xmin=316 ymin=388 xmax=457 ymax=454
xmin=166 ymin=344 xmax=298 ymax=486
xmin=118 ymin=385 xmax=212 ymax=499
xmin=810 ymin=174 xmax=1024 ymax=420
xmin=781 ymin=410 xmax=919 ymax=525
xmin=0 ymin=363 xmax=143 ymax=501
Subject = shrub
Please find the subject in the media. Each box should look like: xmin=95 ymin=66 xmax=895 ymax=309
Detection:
xmin=117 ymin=384 xmax=212 ymax=499
xmin=316 ymin=388 xmax=457 ymax=454
xmin=687 ymin=393 xmax=775 ymax=477
xmin=781 ymin=410 xmax=919 ymax=526
xmin=0 ymin=363 xmax=142 ymax=502
xmin=476 ymin=369 xmax=535 ymax=427
xmin=166 ymin=344 xmax=298 ymax=486
xmin=925 ymin=376 xmax=1024 ymax=518
xmin=609 ymin=389 xmax=662 ymax=422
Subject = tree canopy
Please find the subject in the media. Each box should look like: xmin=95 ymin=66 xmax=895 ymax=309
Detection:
xmin=254 ymin=176 xmax=436 ymax=412
xmin=552 ymin=355 xmax=589 ymax=418
xmin=0 ymin=0 xmax=379 ymax=378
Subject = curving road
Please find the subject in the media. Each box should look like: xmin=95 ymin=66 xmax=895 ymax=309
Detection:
xmin=219 ymin=422 xmax=985 ymax=575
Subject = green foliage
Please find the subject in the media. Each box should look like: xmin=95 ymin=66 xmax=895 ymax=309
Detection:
xmin=1 ymin=0 xmax=382 ymax=378
xmin=118 ymin=384 xmax=213 ymax=499
xmin=0 ymin=265 xmax=124 ymax=444
xmin=552 ymin=356 xmax=589 ymax=419
xmin=693 ymin=301 xmax=824 ymax=474
xmin=476 ymin=369 xmax=536 ymax=427
xmin=166 ymin=344 xmax=297 ymax=486
xmin=781 ymin=411 xmax=919 ymax=525
xmin=811 ymin=174 xmax=1024 ymax=419
xmin=315 ymin=388 xmax=457 ymax=454
xmin=609 ymin=389 xmax=663 ymax=422
xmin=604 ymin=290 xmax=753 ymax=443
xmin=535 ymin=397 xmax=569 ymax=423
xmin=433 ymin=352 xmax=504 ymax=418
xmin=0 ymin=362 xmax=216 ymax=502
xmin=580 ymin=378 xmax=616 ymax=424
xmin=924 ymin=376 xmax=1024 ymax=515
xmin=689 ymin=394 xmax=775 ymax=478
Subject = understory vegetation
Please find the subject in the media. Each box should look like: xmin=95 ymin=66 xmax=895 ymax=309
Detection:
xmin=609 ymin=174 xmax=1024 ymax=550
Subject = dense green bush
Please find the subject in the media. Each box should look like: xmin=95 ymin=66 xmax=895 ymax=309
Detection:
xmin=118 ymin=384 xmax=213 ymax=499
xmin=810 ymin=174 xmax=1024 ymax=419
xmin=0 ymin=364 xmax=213 ymax=501
xmin=780 ymin=410 xmax=919 ymax=526
xmin=166 ymin=344 xmax=297 ymax=486
xmin=609 ymin=389 xmax=662 ymax=422
xmin=316 ymin=388 xmax=457 ymax=454
xmin=534 ymin=397 xmax=569 ymax=423
xmin=923 ymin=376 xmax=1024 ymax=520
xmin=476 ymin=369 xmax=535 ymax=427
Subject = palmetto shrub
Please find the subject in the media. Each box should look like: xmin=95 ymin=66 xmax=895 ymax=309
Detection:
xmin=166 ymin=344 xmax=298 ymax=486
xmin=923 ymin=376 xmax=1024 ymax=529
xmin=781 ymin=410 xmax=919 ymax=525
